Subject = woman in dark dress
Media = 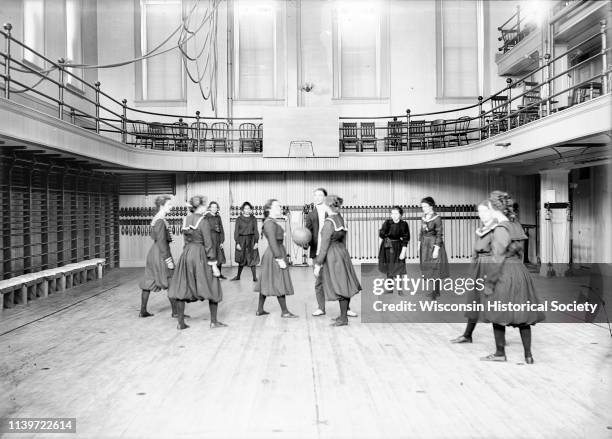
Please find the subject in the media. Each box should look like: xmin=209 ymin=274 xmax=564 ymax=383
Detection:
xmin=451 ymin=197 xmax=523 ymax=344
xmin=254 ymin=199 xmax=298 ymax=318
xmin=138 ymin=195 xmax=176 ymax=318
xmin=168 ymin=195 xmax=227 ymax=330
xmin=419 ymin=197 xmax=449 ymax=300
xmin=205 ymin=201 xmax=227 ymax=279
xmin=314 ymin=195 xmax=361 ymax=326
xmin=477 ymin=192 xmax=544 ymax=364
xmin=378 ymin=206 xmax=410 ymax=294
xmin=231 ymin=201 xmax=260 ymax=282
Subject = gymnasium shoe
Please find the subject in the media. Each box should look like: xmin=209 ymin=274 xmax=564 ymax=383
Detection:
xmin=210 ymin=321 xmax=228 ymax=329
xmin=312 ymin=309 xmax=326 ymax=316
xmin=347 ymin=310 xmax=358 ymax=318
xmin=331 ymin=319 xmax=348 ymax=327
xmin=450 ymin=335 xmax=472 ymax=343
xmin=480 ymin=354 xmax=507 ymax=362
xmin=139 ymin=311 xmax=154 ymax=318
xmin=281 ymin=312 xmax=299 ymax=318
xmin=525 ymin=356 xmax=534 ymax=364
xmin=230 ymin=276 xmax=240 ymax=281
xmin=255 ymin=310 xmax=270 ymax=316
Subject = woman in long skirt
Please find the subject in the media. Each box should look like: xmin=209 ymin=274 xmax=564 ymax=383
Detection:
xmin=205 ymin=201 xmax=227 ymax=279
xmin=451 ymin=197 xmax=523 ymax=344
xmin=168 ymin=195 xmax=227 ymax=330
xmin=254 ymin=199 xmax=298 ymax=318
xmin=138 ymin=195 xmax=177 ymax=318
xmin=378 ymin=206 xmax=410 ymax=294
xmin=314 ymin=195 xmax=361 ymax=326
xmin=231 ymin=201 xmax=260 ymax=282
xmin=477 ymin=192 xmax=544 ymax=363
xmin=419 ymin=196 xmax=449 ymax=300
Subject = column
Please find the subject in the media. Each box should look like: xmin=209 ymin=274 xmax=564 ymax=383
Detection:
xmin=539 ymin=169 xmax=570 ymax=276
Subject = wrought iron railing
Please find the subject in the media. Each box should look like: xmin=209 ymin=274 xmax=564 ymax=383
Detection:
xmin=338 ymin=19 xmax=610 ymax=152
xmin=1 ymin=20 xmax=610 ymax=155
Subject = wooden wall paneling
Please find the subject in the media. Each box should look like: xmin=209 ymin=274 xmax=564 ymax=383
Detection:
xmin=1 ymin=161 xmax=13 ymax=279
xmin=41 ymin=168 xmax=50 ymax=270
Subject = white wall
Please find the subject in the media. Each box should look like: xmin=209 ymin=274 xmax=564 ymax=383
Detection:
xmin=92 ymin=0 xmax=524 ymax=121
xmin=0 ymin=0 xmax=99 ymax=117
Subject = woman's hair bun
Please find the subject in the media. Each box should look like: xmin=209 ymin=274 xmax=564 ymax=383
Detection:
xmin=326 ymin=195 xmax=343 ymax=210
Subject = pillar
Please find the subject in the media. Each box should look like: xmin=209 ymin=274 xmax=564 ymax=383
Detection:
xmin=539 ymin=169 xmax=570 ymax=276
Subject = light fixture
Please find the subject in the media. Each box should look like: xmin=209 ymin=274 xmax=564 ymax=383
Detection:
xmin=300 ymin=82 xmax=314 ymax=93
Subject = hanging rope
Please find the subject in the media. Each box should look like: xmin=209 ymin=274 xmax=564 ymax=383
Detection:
xmin=177 ymin=0 xmax=220 ymax=110
xmin=3 ymin=0 xmax=220 ymax=110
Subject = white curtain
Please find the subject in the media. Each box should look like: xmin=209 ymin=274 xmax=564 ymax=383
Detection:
xmin=23 ymin=0 xmax=45 ymax=66
xmin=237 ymin=2 xmax=276 ymax=99
xmin=142 ymin=0 xmax=184 ymax=101
xmin=66 ymin=0 xmax=83 ymax=87
xmin=439 ymin=0 xmax=479 ymax=98
xmin=338 ymin=6 xmax=378 ymax=98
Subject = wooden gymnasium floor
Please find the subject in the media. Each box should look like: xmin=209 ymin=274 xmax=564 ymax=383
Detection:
xmin=0 ymin=267 xmax=611 ymax=439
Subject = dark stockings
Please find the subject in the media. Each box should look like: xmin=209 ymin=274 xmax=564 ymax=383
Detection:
xmin=251 ymin=266 xmax=257 ymax=281
xmin=257 ymin=294 xmax=267 ymax=313
xmin=277 ymin=295 xmax=289 ymax=313
xmin=463 ymin=319 xmax=477 ymax=339
xmin=140 ymin=290 xmax=153 ymax=317
xmin=339 ymin=297 xmax=350 ymax=322
xmin=209 ymin=301 xmax=219 ymax=324
xmin=493 ymin=323 xmax=506 ymax=356
xmin=236 ymin=265 xmax=244 ymax=279
xmin=519 ymin=325 xmax=532 ymax=357
xmin=177 ymin=301 xmax=188 ymax=329
xmin=169 ymin=298 xmax=178 ymax=317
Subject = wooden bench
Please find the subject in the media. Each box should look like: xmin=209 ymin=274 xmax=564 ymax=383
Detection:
xmin=0 ymin=258 xmax=106 ymax=310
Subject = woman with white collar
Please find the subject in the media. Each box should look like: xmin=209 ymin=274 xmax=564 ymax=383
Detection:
xmin=474 ymin=192 xmax=544 ymax=364
xmin=418 ymin=196 xmax=449 ymax=300
xmin=254 ymin=199 xmax=298 ymax=318
xmin=168 ymin=195 xmax=226 ymax=330
xmin=313 ymin=195 xmax=361 ymax=326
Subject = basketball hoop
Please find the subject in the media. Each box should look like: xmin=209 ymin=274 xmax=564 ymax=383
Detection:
xmin=288 ymin=140 xmax=315 ymax=158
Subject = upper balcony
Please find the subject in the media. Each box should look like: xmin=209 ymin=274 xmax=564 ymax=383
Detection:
xmin=1 ymin=22 xmax=611 ymax=172
xmin=495 ymin=1 xmax=611 ymax=77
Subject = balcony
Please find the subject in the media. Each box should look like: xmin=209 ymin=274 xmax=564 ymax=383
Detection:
xmin=0 ymin=22 xmax=611 ymax=173
xmin=552 ymin=0 xmax=609 ymax=43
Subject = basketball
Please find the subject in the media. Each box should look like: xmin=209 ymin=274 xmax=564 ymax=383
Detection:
xmin=291 ymin=227 xmax=312 ymax=247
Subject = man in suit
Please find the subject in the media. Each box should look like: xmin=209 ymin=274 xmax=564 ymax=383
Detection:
xmin=305 ymin=187 xmax=357 ymax=318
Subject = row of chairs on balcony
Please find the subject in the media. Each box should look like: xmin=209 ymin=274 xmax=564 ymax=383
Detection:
xmin=130 ymin=121 xmax=263 ymax=152
xmin=339 ymin=117 xmax=472 ymax=152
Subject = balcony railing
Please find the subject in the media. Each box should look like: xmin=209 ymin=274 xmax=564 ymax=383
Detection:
xmin=497 ymin=5 xmax=537 ymax=54
xmin=1 ymin=21 xmax=610 ymax=156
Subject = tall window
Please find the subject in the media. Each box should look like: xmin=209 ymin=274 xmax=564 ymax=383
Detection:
xmin=436 ymin=0 xmax=482 ymax=99
xmin=234 ymin=0 xmax=285 ymax=100
xmin=23 ymin=0 xmax=45 ymax=67
xmin=66 ymin=0 xmax=83 ymax=89
xmin=333 ymin=1 xmax=389 ymax=99
xmin=139 ymin=0 xmax=185 ymax=102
